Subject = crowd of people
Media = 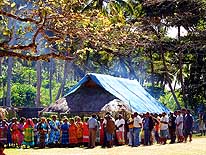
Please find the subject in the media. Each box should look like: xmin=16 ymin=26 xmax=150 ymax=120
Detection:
xmin=0 ymin=108 xmax=201 ymax=150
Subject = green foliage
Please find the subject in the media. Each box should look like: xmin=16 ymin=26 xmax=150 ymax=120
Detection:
xmin=159 ymin=90 xmax=184 ymax=111
xmin=11 ymin=83 xmax=36 ymax=107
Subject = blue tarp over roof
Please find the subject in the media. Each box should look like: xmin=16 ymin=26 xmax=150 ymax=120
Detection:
xmin=65 ymin=73 xmax=170 ymax=114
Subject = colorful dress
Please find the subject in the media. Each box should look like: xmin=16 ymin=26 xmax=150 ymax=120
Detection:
xmin=49 ymin=120 xmax=60 ymax=144
xmin=34 ymin=123 xmax=39 ymax=146
xmin=11 ymin=122 xmax=20 ymax=144
xmin=0 ymin=124 xmax=8 ymax=144
xmin=61 ymin=123 xmax=69 ymax=145
xmin=18 ymin=123 xmax=24 ymax=146
xmin=38 ymin=122 xmax=49 ymax=148
xmin=82 ymin=122 xmax=89 ymax=143
xmin=69 ymin=123 xmax=78 ymax=144
xmin=76 ymin=121 xmax=83 ymax=143
xmin=23 ymin=125 xmax=34 ymax=147
xmin=115 ymin=118 xmax=125 ymax=145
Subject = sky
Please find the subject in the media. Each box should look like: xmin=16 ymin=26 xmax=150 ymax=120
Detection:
xmin=167 ymin=26 xmax=188 ymax=38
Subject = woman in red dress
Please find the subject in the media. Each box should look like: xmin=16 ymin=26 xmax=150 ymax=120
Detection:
xmin=82 ymin=117 xmax=89 ymax=147
xmin=11 ymin=117 xmax=19 ymax=147
xmin=75 ymin=116 xmax=83 ymax=146
xmin=69 ymin=118 xmax=78 ymax=147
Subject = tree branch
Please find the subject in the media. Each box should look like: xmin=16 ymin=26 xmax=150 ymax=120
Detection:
xmin=0 ymin=50 xmax=75 ymax=61
xmin=0 ymin=10 xmax=43 ymax=24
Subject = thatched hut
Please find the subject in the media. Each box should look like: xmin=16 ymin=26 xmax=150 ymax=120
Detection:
xmin=41 ymin=73 xmax=170 ymax=115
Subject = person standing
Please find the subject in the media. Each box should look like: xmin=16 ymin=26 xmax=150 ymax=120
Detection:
xmin=23 ymin=118 xmax=35 ymax=148
xmin=0 ymin=120 xmax=8 ymax=145
xmin=127 ymin=114 xmax=134 ymax=146
xmin=75 ymin=116 xmax=83 ymax=147
xmin=115 ymin=114 xmax=125 ymax=145
xmin=175 ymin=111 xmax=184 ymax=142
xmin=168 ymin=112 xmax=176 ymax=144
xmin=143 ymin=112 xmax=151 ymax=146
xmin=87 ymin=114 xmax=98 ymax=148
xmin=37 ymin=117 xmax=49 ymax=148
xmin=184 ymin=110 xmax=194 ymax=142
xmin=104 ymin=114 xmax=115 ymax=148
xmin=153 ymin=114 xmax=160 ymax=144
xmin=10 ymin=117 xmax=19 ymax=147
xmin=133 ymin=112 xmax=142 ymax=147
xmin=49 ymin=115 xmax=60 ymax=146
xmin=60 ymin=117 xmax=69 ymax=146
xmin=82 ymin=117 xmax=89 ymax=147
xmin=198 ymin=112 xmax=205 ymax=136
xmin=69 ymin=118 xmax=78 ymax=147
xmin=160 ymin=112 xmax=169 ymax=144
xmin=32 ymin=118 xmax=39 ymax=147
xmin=203 ymin=112 xmax=206 ymax=136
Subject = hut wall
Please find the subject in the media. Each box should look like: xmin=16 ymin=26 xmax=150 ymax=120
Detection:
xmin=17 ymin=107 xmax=44 ymax=118
xmin=66 ymin=85 xmax=117 ymax=113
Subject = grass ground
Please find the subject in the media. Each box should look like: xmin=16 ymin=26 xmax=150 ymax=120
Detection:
xmin=4 ymin=136 xmax=206 ymax=155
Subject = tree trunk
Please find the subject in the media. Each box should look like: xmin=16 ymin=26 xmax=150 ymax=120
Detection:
xmin=177 ymin=26 xmax=187 ymax=108
xmin=0 ymin=57 xmax=3 ymax=105
xmin=119 ymin=57 xmax=128 ymax=78
xmin=55 ymin=60 xmax=68 ymax=100
xmin=49 ymin=59 xmax=54 ymax=104
xmin=0 ymin=57 xmax=2 ymax=76
xmin=6 ymin=57 xmax=13 ymax=107
xmin=35 ymin=61 xmax=42 ymax=107
xmin=160 ymin=44 xmax=181 ymax=109
xmin=149 ymin=50 xmax=155 ymax=95
xmin=122 ymin=58 xmax=138 ymax=80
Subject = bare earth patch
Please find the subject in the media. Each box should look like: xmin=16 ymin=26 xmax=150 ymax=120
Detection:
xmin=5 ymin=138 xmax=206 ymax=155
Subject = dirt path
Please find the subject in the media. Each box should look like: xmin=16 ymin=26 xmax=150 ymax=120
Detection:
xmin=5 ymin=138 xmax=206 ymax=155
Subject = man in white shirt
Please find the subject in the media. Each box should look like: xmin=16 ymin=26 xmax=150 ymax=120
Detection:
xmin=115 ymin=114 xmax=125 ymax=145
xmin=160 ymin=112 xmax=169 ymax=144
xmin=133 ymin=112 xmax=142 ymax=147
xmin=87 ymin=114 xmax=98 ymax=148
xmin=175 ymin=110 xmax=184 ymax=142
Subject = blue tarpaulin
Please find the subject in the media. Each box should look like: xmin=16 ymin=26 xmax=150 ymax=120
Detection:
xmin=65 ymin=73 xmax=170 ymax=114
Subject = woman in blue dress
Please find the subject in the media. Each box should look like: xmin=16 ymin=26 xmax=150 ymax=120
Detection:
xmin=60 ymin=117 xmax=69 ymax=146
xmin=48 ymin=115 xmax=60 ymax=145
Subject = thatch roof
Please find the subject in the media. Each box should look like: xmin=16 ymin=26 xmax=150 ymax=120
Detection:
xmin=41 ymin=98 xmax=70 ymax=113
xmin=42 ymin=84 xmax=116 ymax=113
xmin=101 ymin=99 xmax=132 ymax=113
